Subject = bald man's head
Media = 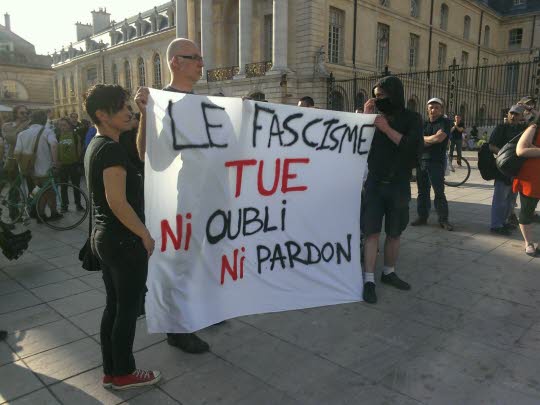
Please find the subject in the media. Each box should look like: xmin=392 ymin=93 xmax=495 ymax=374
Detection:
xmin=166 ymin=38 xmax=204 ymax=87
xmin=166 ymin=38 xmax=198 ymax=68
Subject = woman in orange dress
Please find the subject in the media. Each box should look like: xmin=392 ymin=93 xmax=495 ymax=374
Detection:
xmin=514 ymin=121 xmax=540 ymax=256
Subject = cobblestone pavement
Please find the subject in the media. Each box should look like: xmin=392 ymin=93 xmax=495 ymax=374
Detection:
xmin=1 ymin=154 xmax=539 ymax=404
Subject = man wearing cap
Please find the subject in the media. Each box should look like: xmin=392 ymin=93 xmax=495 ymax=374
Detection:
xmin=411 ymin=98 xmax=453 ymax=230
xmin=488 ymin=105 xmax=527 ymax=235
xmin=517 ymin=96 xmax=538 ymax=124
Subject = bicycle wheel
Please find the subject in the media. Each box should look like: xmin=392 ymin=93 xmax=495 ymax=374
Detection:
xmin=0 ymin=181 xmax=26 ymax=225
xmin=36 ymin=183 xmax=89 ymax=230
xmin=444 ymin=156 xmax=471 ymax=187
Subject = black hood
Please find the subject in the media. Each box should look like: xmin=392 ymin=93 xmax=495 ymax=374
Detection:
xmin=372 ymin=76 xmax=405 ymax=112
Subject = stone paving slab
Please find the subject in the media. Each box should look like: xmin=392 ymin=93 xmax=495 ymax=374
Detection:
xmin=0 ymin=162 xmax=539 ymax=404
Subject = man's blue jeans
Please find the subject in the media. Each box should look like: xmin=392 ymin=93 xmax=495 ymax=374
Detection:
xmin=490 ymin=178 xmax=515 ymax=229
xmin=416 ymin=159 xmax=449 ymax=222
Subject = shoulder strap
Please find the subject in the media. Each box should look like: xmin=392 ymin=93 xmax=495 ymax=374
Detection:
xmin=32 ymin=126 xmax=46 ymax=156
xmin=87 ymin=138 xmax=110 ymax=237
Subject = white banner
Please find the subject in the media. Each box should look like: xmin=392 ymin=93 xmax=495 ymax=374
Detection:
xmin=144 ymin=89 xmax=375 ymax=333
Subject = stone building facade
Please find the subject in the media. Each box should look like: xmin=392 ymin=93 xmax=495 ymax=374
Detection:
xmin=52 ymin=0 xmax=540 ymax=117
xmin=0 ymin=14 xmax=54 ymax=112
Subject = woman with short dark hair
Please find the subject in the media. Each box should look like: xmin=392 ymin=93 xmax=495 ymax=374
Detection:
xmin=84 ymin=84 xmax=160 ymax=390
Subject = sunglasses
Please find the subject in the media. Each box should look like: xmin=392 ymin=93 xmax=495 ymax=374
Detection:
xmin=174 ymin=55 xmax=203 ymax=62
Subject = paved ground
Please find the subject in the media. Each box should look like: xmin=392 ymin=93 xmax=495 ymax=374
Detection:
xmin=1 ymin=153 xmax=539 ymax=404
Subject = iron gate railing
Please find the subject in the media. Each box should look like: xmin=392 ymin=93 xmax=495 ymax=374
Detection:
xmin=327 ymin=55 xmax=540 ymax=127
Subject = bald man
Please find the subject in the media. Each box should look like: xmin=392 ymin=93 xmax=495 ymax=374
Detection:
xmin=134 ymin=38 xmax=210 ymax=354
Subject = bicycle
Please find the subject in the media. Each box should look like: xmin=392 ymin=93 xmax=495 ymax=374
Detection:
xmin=444 ymin=154 xmax=471 ymax=187
xmin=0 ymin=168 xmax=89 ymax=230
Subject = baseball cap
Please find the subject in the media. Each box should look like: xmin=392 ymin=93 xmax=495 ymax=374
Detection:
xmin=427 ymin=97 xmax=444 ymax=106
xmin=509 ymin=104 xmax=525 ymax=114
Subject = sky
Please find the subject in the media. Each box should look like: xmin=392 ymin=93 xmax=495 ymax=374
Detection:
xmin=2 ymin=0 xmax=165 ymax=54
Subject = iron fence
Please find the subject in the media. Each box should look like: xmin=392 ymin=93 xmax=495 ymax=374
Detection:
xmin=327 ymin=55 xmax=540 ymax=127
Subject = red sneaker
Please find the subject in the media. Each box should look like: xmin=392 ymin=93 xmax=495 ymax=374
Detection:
xmin=102 ymin=374 xmax=113 ymax=388
xmin=112 ymin=369 xmax=161 ymax=390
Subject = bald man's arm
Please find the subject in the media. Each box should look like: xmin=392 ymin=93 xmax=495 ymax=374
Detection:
xmin=134 ymin=87 xmax=149 ymax=161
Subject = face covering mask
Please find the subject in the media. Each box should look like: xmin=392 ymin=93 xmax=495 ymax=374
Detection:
xmin=375 ymin=97 xmax=395 ymax=114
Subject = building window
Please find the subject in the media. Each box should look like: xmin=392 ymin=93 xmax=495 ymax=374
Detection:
xmin=137 ymin=57 xmax=146 ymax=87
xmin=112 ymin=63 xmax=119 ymax=84
xmin=509 ymin=28 xmax=523 ymax=49
xmin=264 ymin=15 xmax=273 ymax=61
xmin=437 ymin=42 xmax=447 ymax=83
xmin=86 ymin=67 xmax=98 ymax=88
xmin=153 ymin=53 xmax=162 ymax=89
xmin=440 ymin=4 xmax=449 ymax=31
xmin=54 ymin=78 xmax=59 ymax=100
xmin=376 ymin=23 xmax=390 ymax=71
xmin=124 ymin=60 xmax=132 ymax=92
xmin=328 ymin=7 xmax=344 ymax=64
xmin=463 ymin=16 xmax=471 ymax=40
xmin=410 ymin=0 xmax=420 ymax=18
xmin=505 ymin=63 xmax=519 ymax=93
xmin=62 ymin=77 xmax=67 ymax=98
xmin=0 ymin=80 xmax=29 ymax=101
xmin=461 ymin=51 xmax=469 ymax=85
xmin=409 ymin=34 xmax=419 ymax=70
xmin=484 ymin=25 xmax=490 ymax=47
xmin=380 ymin=0 xmax=390 ymax=7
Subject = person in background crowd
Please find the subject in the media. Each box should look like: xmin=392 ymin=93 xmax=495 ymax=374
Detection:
xmin=517 ymin=96 xmax=538 ymax=124
xmin=56 ymin=117 xmax=83 ymax=212
xmin=361 ymin=76 xmax=423 ymax=304
xmin=84 ymin=124 xmax=98 ymax=149
xmin=14 ymin=110 xmax=60 ymax=223
xmin=84 ymin=84 xmax=161 ymax=390
xmin=411 ymin=98 xmax=453 ymax=231
xmin=45 ymin=109 xmax=55 ymax=132
xmin=135 ymin=38 xmax=210 ymax=353
xmin=449 ymin=115 xmax=464 ymax=169
xmin=514 ymin=119 xmax=540 ymax=256
xmin=297 ymin=96 xmax=315 ymax=108
xmin=488 ymin=105 xmax=526 ymax=236
xmin=2 ymin=105 xmax=30 ymax=180
xmin=68 ymin=112 xmax=80 ymax=130
xmin=355 ymin=107 xmax=364 ymax=114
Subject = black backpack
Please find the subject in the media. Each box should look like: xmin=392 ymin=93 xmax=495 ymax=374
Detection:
xmin=494 ymin=130 xmax=536 ymax=178
xmin=477 ymin=143 xmax=497 ymax=180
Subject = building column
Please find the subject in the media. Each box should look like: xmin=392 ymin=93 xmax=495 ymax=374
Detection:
xmin=235 ymin=0 xmax=252 ymax=78
xmin=270 ymin=0 xmax=289 ymax=73
xmin=175 ymin=0 xmax=188 ymax=38
xmin=201 ymin=0 xmax=214 ymax=77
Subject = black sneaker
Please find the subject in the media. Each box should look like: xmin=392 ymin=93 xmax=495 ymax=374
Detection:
xmin=411 ymin=217 xmax=428 ymax=226
xmin=363 ymin=282 xmax=377 ymax=304
xmin=503 ymin=222 xmax=517 ymax=231
xmin=439 ymin=221 xmax=454 ymax=231
xmin=381 ymin=272 xmax=411 ymax=290
xmin=490 ymin=227 xmax=511 ymax=236
xmin=167 ymin=333 xmax=209 ymax=353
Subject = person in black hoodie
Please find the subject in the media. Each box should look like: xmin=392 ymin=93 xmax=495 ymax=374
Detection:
xmin=362 ymin=76 xmax=423 ymax=304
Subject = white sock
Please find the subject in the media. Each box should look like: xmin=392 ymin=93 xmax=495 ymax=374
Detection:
xmin=383 ymin=266 xmax=395 ymax=275
xmin=364 ymin=272 xmax=375 ymax=284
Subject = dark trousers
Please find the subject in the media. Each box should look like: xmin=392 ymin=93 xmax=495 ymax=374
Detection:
xmin=416 ymin=159 xmax=449 ymax=222
xmin=92 ymin=229 xmax=147 ymax=376
xmin=449 ymin=139 xmax=462 ymax=163
xmin=59 ymin=163 xmax=81 ymax=207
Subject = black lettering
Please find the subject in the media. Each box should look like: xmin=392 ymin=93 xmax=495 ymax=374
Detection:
xmin=252 ymin=103 xmax=276 ymax=148
xmin=201 ymin=102 xmax=227 ymax=148
xmin=257 ymin=245 xmax=271 ymax=274
xmin=305 ymin=242 xmax=321 ymax=264
xmin=268 ymin=115 xmax=285 ymax=147
xmin=243 ymin=207 xmax=264 ymax=236
xmin=302 ymin=118 xmax=323 ymax=148
xmin=263 ymin=206 xmax=278 ymax=232
xmin=339 ymin=125 xmax=359 ymax=154
xmin=280 ymin=200 xmax=287 ymax=231
xmin=270 ymin=244 xmax=287 ymax=270
xmin=336 ymin=234 xmax=352 ymax=264
xmin=317 ymin=119 xmax=339 ymax=150
xmin=206 ymin=210 xmax=227 ymax=244
xmin=282 ymin=113 xmax=303 ymax=146
xmin=321 ymin=243 xmax=335 ymax=262
xmin=226 ymin=209 xmax=241 ymax=240
xmin=356 ymin=124 xmax=374 ymax=155
xmin=285 ymin=241 xmax=307 ymax=267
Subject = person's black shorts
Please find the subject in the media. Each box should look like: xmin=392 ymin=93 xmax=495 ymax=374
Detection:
xmin=518 ymin=193 xmax=539 ymax=225
xmin=361 ymin=176 xmax=411 ymax=238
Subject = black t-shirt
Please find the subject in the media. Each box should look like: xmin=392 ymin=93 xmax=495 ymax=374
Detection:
xmin=489 ymin=123 xmax=526 ymax=150
xmin=84 ymin=135 xmax=144 ymax=234
xmin=450 ymin=122 xmax=465 ymax=141
xmin=422 ymin=116 xmax=451 ymax=161
xmin=119 ymin=129 xmax=144 ymax=174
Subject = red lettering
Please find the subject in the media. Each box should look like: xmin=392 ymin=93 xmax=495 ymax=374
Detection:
xmin=257 ymin=158 xmax=280 ymax=196
xmin=160 ymin=215 xmax=183 ymax=252
xmin=184 ymin=213 xmax=192 ymax=251
xmin=240 ymin=247 xmax=246 ymax=279
xmin=221 ymin=249 xmax=239 ymax=285
xmin=225 ymin=159 xmax=257 ymax=197
xmin=282 ymin=158 xmax=309 ymax=193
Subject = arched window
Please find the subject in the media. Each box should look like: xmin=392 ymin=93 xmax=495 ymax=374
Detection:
xmin=329 ymin=90 xmax=345 ymax=111
xmin=137 ymin=57 xmax=146 ymax=87
xmin=410 ymin=0 xmax=420 ymax=18
xmin=440 ymin=4 xmax=449 ymax=31
xmin=463 ymin=16 xmax=471 ymax=40
xmin=484 ymin=25 xmax=491 ymax=47
xmin=355 ymin=91 xmax=367 ymax=110
xmin=153 ymin=53 xmax=162 ymax=89
xmin=124 ymin=60 xmax=132 ymax=92
xmin=62 ymin=76 xmax=67 ymax=98
xmin=112 ymin=63 xmax=119 ymax=84
xmin=0 ymin=80 xmax=29 ymax=101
